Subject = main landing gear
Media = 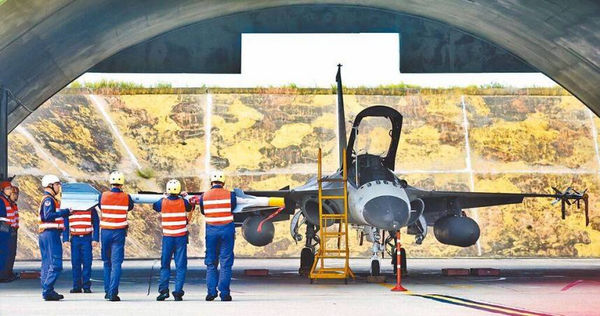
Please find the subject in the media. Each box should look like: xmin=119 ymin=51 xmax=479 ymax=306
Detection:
xmin=298 ymin=224 xmax=319 ymax=276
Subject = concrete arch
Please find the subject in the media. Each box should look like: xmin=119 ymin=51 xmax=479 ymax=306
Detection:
xmin=1 ymin=0 xmax=599 ymax=131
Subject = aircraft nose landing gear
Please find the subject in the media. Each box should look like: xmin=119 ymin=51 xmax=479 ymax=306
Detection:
xmin=365 ymin=227 xmax=384 ymax=276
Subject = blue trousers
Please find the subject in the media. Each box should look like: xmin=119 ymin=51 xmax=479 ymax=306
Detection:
xmin=205 ymin=223 xmax=235 ymax=298
xmin=101 ymin=229 xmax=125 ymax=296
xmin=8 ymin=229 xmax=17 ymax=276
xmin=39 ymin=230 xmax=63 ymax=297
xmin=70 ymin=234 xmax=93 ymax=290
xmin=159 ymin=235 xmax=188 ymax=294
xmin=0 ymin=228 xmax=10 ymax=279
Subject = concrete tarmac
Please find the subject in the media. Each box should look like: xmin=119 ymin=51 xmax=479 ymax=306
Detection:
xmin=1 ymin=258 xmax=599 ymax=316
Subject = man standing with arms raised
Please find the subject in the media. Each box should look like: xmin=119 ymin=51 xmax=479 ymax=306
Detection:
xmin=99 ymin=171 xmax=134 ymax=302
xmin=198 ymin=171 xmax=236 ymax=302
xmin=63 ymin=204 xmax=100 ymax=294
xmin=153 ymin=179 xmax=194 ymax=301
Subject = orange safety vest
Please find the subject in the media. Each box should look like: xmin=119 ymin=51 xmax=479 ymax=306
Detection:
xmin=38 ymin=194 xmax=65 ymax=232
xmin=160 ymin=198 xmax=188 ymax=237
xmin=69 ymin=208 xmax=93 ymax=235
xmin=9 ymin=202 xmax=18 ymax=229
xmin=100 ymin=191 xmax=130 ymax=230
xmin=203 ymin=188 xmax=233 ymax=225
xmin=0 ymin=195 xmax=11 ymax=226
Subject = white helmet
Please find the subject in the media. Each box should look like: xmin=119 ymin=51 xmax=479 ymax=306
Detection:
xmin=41 ymin=174 xmax=61 ymax=187
xmin=209 ymin=171 xmax=225 ymax=184
xmin=109 ymin=171 xmax=125 ymax=185
xmin=166 ymin=179 xmax=181 ymax=195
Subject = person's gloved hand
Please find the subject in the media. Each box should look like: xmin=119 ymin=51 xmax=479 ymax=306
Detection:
xmin=188 ymin=195 xmax=199 ymax=205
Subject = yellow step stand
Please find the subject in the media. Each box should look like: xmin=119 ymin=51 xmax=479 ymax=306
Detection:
xmin=309 ymin=148 xmax=355 ymax=283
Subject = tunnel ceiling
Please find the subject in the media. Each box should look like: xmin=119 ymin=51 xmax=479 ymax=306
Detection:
xmin=90 ymin=6 xmax=535 ymax=74
xmin=0 ymin=0 xmax=599 ymax=131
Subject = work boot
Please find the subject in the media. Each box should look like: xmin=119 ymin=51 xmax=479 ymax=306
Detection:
xmin=0 ymin=273 xmax=18 ymax=283
xmin=83 ymin=289 xmax=92 ymax=293
xmin=156 ymin=291 xmax=169 ymax=301
xmin=104 ymin=293 xmax=109 ymax=300
xmin=221 ymin=294 xmax=232 ymax=302
xmin=43 ymin=292 xmax=64 ymax=301
xmin=70 ymin=288 xmax=82 ymax=293
xmin=205 ymin=294 xmax=217 ymax=301
xmin=172 ymin=291 xmax=184 ymax=301
xmin=108 ymin=295 xmax=120 ymax=302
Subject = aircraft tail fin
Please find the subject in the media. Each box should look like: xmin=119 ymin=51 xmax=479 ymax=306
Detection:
xmin=336 ymin=64 xmax=347 ymax=169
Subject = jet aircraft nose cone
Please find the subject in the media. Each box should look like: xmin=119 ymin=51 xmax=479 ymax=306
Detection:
xmin=363 ymin=196 xmax=409 ymax=231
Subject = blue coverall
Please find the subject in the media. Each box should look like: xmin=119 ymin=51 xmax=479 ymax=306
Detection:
xmin=152 ymin=196 xmax=192 ymax=296
xmin=0 ymin=194 xmax=11 ymax=280
xmin=200 ymin=185 xmax=237 ymax=299
xmin=7 ymin=205 xmax=18 ymax=279
xmin=99 ymin=188 xmax=134 ymax=297
xmin=39 ymin=193 xmax=70 ymax=298
xmin=62 ymin=207 xmax=100 ymax=291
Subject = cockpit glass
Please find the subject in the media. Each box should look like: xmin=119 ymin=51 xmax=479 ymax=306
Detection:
xmin=352 ymin=117 xmax=392 ymax=156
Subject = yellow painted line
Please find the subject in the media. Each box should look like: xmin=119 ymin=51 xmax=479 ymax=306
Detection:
xmin=427 ymin=294 xmax=541 ymax=316
xmin=377 ymin=283 xmax=553 ymax=316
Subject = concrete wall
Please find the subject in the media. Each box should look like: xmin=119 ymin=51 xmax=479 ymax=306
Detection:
xmin=91 ymin=5 xmax=534 ymax=74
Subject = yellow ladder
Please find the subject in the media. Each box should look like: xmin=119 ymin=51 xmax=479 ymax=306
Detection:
xmin=309 ymin=148 xmax=355 ymax=283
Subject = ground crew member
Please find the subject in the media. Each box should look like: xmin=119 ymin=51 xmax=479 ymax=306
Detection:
xmin=0 ymin=180 xmax=14 ymax=282
xmin=38 ymin=174 xmax=72 ymax=301
xmin=99 ymin=171 xmax=134 ymax=302
xmin=153 ymin=179 xmax=193 ymax=301
xmin=199 ymin=171 xmax=236 ymax=302
xmin=6 ymin=185 xmax=20 ymax=281
xmin=63 ymin=205 xmax=100 ymax=293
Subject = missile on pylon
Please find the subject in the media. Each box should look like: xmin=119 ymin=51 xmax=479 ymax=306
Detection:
xmin=61 ymin=183 xmax=286 ymax=214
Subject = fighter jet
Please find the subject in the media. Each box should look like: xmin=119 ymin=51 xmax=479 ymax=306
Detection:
xmin=61 ymin=67 xmax=589 ymax=277
xmin=242 ymin=65 xmax=590 ymax=276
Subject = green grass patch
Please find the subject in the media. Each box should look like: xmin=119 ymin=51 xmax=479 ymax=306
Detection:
xmin=136 ymin=167 xmax=155 ymax=179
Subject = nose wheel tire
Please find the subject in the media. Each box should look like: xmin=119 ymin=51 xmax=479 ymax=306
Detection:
xmin=370 ymin=260 xmax=380 ymax=276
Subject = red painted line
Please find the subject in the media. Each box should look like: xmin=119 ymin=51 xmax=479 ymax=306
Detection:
xmin=561 ymin=280 xmax=584 ymax=291
xmin=560 ymin=279 xmax=600 ymax=291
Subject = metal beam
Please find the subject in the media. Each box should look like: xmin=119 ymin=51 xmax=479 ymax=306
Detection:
xmin=0 ymin=86 xmax=7 ymax=180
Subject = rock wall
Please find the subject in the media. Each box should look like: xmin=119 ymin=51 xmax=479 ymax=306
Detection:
xmin=8 ymin=89 xmax=600 ymax=259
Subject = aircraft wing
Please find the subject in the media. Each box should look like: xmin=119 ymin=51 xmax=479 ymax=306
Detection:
xmin=411 ymin=189 xmax=554 ymax=209
xmin=407 ymin=187 xmax=589 ymax=224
